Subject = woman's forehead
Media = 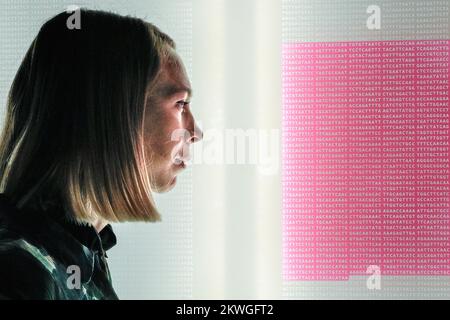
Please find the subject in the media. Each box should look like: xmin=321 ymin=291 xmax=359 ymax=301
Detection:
xmin=153 ymin=55 xmax=191 ymax=97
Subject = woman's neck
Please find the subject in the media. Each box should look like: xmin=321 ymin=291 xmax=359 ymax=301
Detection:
xmin=92 ymin=217 xmax=108 ymax=233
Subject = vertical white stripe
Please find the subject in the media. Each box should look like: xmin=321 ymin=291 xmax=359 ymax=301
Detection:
xmin=254 ymin=0 xmax=282 ymax=299
xmin=192 ymin=0 xmax=226 ymax=299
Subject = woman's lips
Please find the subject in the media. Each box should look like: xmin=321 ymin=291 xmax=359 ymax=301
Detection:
xmin=173 ymin=153 xmax=188 ymax=169
xmin=175 ymin=160 xmax=186 ymax=169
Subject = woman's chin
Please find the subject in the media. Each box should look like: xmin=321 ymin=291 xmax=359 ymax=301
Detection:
xmin=153 ymin=176 xmax=177 ymax=193
xmin=170 ymin=175 xmax=177 ymax=187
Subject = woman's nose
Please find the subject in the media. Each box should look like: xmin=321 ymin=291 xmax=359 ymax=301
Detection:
xmin=188 ymin=121 xmax=203 ymax=144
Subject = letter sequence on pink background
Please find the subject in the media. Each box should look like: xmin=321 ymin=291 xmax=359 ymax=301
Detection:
xmin=282 ymin=40 xmax=450 ymax=281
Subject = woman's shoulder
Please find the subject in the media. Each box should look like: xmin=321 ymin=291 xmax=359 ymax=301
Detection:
xmin=0 ymin=232 xmax=59 ymax=299
xmin=0 ymin=231 xmax=58 ymax=274
xmin=0 ymin=193 xmax=66 ymax=298
xmin=0 ymin=194 xmax=118 ymax=300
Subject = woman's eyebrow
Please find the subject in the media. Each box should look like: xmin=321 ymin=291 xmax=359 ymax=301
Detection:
xmin=158 ymin=84 xmax=193 ymax=99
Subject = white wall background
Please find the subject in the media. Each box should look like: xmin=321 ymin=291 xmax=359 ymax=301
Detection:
xmin=191 ymin=0 xmax=282 ymax=299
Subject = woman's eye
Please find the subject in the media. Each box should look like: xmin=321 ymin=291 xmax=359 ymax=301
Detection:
xmin=176 ymin=101 xmax=189 ymax=112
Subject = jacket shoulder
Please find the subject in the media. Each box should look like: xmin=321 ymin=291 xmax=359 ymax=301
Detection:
xmin=0 ymin=236 xmax=59 ymax=300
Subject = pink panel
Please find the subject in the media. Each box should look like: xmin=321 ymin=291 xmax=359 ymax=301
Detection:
xmin=282 ymin=40 xmax=450 ymax=281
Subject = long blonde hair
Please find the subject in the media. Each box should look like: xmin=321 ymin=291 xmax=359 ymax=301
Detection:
xmin=0 ymin=9 xmax=176 ymax=224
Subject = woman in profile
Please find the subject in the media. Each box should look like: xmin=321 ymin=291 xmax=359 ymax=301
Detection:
xmin=0 ymin=9 xmax=202 ymax=299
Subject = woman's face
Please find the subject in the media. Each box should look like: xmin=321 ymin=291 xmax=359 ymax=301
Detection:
xmin=143 ymin=50 xmax=202 ymax=193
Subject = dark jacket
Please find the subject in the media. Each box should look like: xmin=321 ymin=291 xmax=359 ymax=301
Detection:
xmin=0 ymin=193 xmax=118 ymax=300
